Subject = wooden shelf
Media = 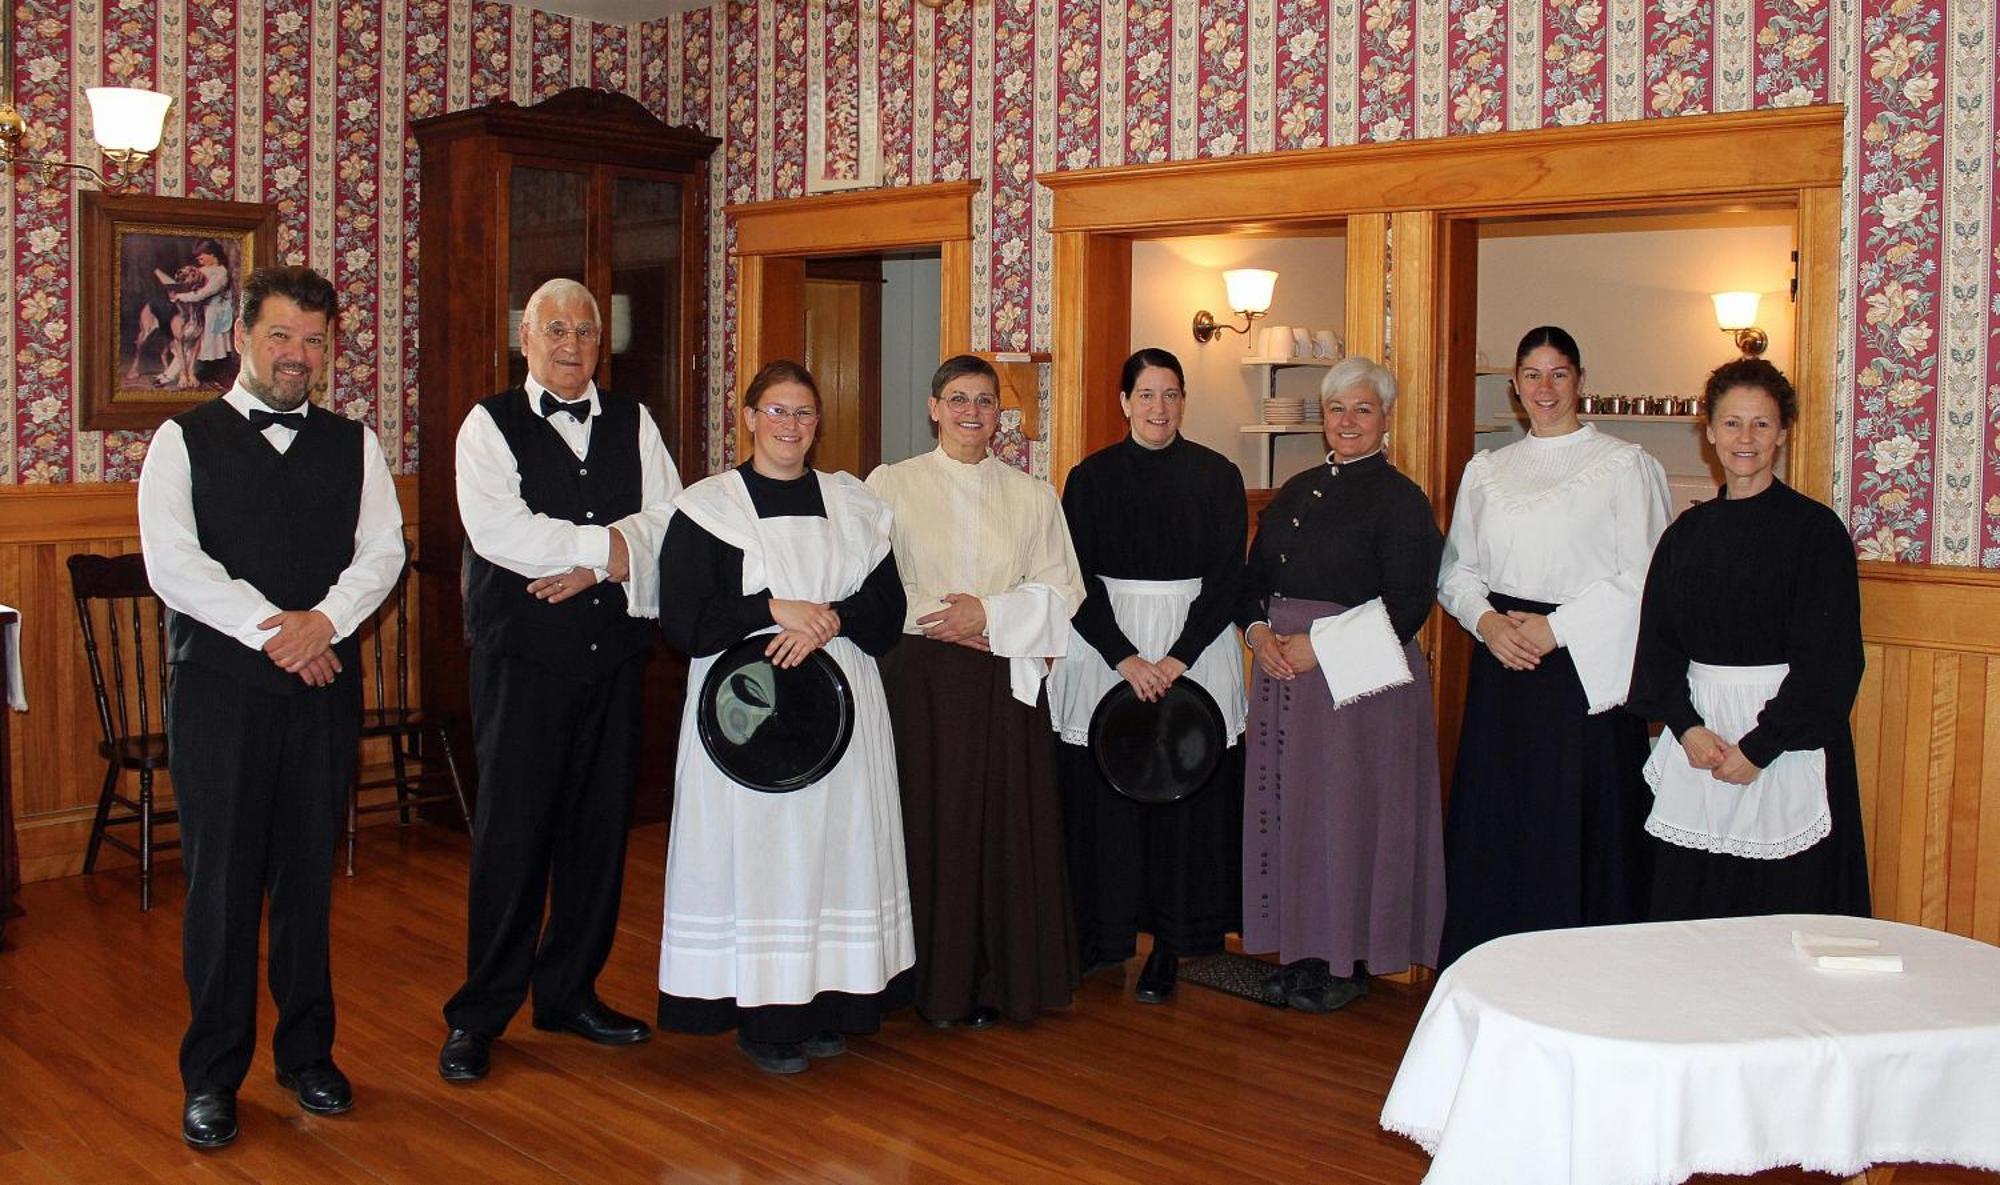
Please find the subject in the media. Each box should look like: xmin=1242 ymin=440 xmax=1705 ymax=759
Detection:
xmin=1475 ymin=366 xmax=1512 ymax=376
xmin=1585 ymin=412 xmax=1701 ymax=423
xmin=1240 ymin=357 xmax=1335 ymax=369
xmin=1240 ymin=423 xmax=1324 ymax=434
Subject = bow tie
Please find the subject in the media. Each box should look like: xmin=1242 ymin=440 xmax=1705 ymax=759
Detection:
xmin=247 ymin=408 xmax=306 ymax=431
xmin=540 ymin=393 xmax=591 ymax=422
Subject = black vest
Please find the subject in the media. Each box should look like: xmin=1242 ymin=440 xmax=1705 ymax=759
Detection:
xmin=460 ymin=388 xmax=657 ymax=680
xmin=164 ymin=398 xmax=365 ymax=696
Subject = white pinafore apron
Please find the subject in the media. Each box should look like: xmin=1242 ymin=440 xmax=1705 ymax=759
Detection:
xmin=659 ymin=470 xmax=914 ymax=1006
xmin=1047 ymin=576 xmax=1248 ymax=748
xmin=1642 ymin=662 xmax=1829 ymax=859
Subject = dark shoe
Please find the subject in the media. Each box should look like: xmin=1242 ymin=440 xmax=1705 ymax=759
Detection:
xmin=181 ymin=1089 xmax=238 ymax=1149
xmin=1133 ymin=947 xmax=1179 ymax=1004
xmin=735 ymin=1033 xmax=808 ymax=1074
xmin=800 ymin=1030 xmax=846 ymax=1058
xmin=1289 ymin=972 xmax=1369 ymax=1015
xmin=274 ymin=1059 xmax=353 ymax=1115
xmin=919 ymin=1005 xmax=1000 ymax=1030
xmin=532 ymin=1001 xmax=652 ymax=1046
xmin=438 ymin=1028 xmax=492 ymax=1082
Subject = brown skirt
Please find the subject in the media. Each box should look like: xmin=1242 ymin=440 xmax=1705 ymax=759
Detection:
xmin=879 ymin=636 xmax=1078 ymax=1021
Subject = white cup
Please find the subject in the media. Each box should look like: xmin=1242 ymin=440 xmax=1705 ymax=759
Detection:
xmin=1313 ymin=329 xmax=1340 ymax=360
xmin=1261 ymin=325 xmax=1293 ymax=358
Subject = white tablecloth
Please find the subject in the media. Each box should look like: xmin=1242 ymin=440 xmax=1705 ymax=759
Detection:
xmin=1380 ymin=915 xmax=2000 ymax=1184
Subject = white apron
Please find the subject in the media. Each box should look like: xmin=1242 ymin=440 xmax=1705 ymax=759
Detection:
xmin=659 ymin=470 xmax=915 ymax=1006
xmin=1642 ymin=662 xmax=1830 ymax=859
xmin=1047 ymin=577 xmax=1248 ymax=748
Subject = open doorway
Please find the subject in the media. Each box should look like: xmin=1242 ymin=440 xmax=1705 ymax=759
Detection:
xmin=799 ymin=248 xmax=943 ymax=478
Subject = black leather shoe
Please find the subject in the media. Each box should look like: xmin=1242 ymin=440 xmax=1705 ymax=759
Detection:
xmin=182 ymin=1089 xmax=238 ymax=1149
xmin=438 ymin=1028 xmax=492 ymax=1082
xmin=736 ymin=1033 xmax=808 ymax=1074
xmin=532 ymin=1001 xmax=652 ymax=1046
xmin=920 ymin=1005 xmax=1000 ymax=1030
xmin=800 ymin=1030 xmax=846 ymax=1058
xmin=275 ymin=1060 xmax=353 ymax=1115
xmin=1134 ymin=947 xmax=1178 ymax=1004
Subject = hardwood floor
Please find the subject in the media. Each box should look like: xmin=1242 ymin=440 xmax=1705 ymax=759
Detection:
xmin=0 ymin=825 xmax=1990 ymax=1184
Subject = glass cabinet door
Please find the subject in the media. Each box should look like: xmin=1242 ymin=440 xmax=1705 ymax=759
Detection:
xmin=506 ymin=165 xmax=589 ymax=390
xmin=609 ymin=175 xmax=684 ymax=455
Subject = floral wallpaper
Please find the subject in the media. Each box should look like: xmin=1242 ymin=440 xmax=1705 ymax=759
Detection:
xmin=7 ymin=0 xmax=2000 ymax=568
xmin=668 ymin=0 xmax=1998 ymax=567
xmin=3 ymin=0 xmax=671 ymax=486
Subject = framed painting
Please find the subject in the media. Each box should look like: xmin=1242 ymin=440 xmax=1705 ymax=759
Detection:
xmin=78 ymin=192 xmax=279 ymax=431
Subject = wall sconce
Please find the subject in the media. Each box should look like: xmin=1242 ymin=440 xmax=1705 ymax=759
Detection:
xmin=0 ymin=4 xmax=172 ymax=190
xmin=1711 ymin=291 xmax=1769 ymax=357
xmin=1192 ymin=268 xmax=1278 ymax=344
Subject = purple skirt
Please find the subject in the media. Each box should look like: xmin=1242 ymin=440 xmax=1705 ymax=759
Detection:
xmin=1241 ymin=596 xmax=1446 ymax=973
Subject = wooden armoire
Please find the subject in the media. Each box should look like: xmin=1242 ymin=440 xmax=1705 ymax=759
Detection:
xmin=412 ymin=88 xmax=718 ymax=824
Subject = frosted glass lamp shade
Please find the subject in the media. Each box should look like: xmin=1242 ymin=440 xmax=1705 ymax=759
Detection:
xmin=1711 ymin=291 xmax=1761 ymax=331
xmin=86 ymin=88 xmax=172 ymax=154
xmin=1223 ymin=269 xmax=1278 ymax=315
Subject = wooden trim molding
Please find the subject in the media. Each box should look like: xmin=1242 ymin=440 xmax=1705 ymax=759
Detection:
xmin=1041 ymin=106 xmax=1843 ymax=233
xmin=728 ymin=180 xmax=979 ymax=256
xmin=1859 ymin=562 xmax=2000 ymax=655
xmin=0 ymin=478 xmax=421 ymax=545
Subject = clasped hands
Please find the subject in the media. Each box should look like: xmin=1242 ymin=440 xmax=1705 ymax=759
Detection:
xmin=766 ymin=598 xmax=840 ymax=669
xmin=260 ymin=609 xmax=340 ymax=687
xmin=917 ymin=593 xmax=989 ymax=652
xmin=1475 ymin=609 xmax=1558 ymax=671
xmin=1247 ymin=622 xmax=1317 ymax=683
xmin=1679 ymin=725 xmax=1761 ymax=785
xmin=528 ymin=527 xmax=633 ymax=604
xmin=1117 ymin=654 xmax=1188 ymax=702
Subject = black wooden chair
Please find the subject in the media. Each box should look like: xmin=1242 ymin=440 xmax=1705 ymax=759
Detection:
xmin=68 ymin=552 xmax=177 ymax=911
xmin=348 ymin=561 xmax=471 ymax=874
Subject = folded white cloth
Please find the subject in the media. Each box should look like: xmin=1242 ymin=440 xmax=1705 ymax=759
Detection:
xmin=1306 ymin=598 xmax=1412 ymax=708
xmin=0 ymin=603 xmax=22 ymax=711
xmin=1792 ymin=929 xmax=1904 ymax=972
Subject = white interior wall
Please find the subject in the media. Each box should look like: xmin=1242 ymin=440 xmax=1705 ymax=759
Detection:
xmin=879 ymin=255 xmax=942 ymax=465
xmin=1475 ymin=215 xmax=1797 ymax=506
xmin=1130 ymin=235 xmax=1348 ymax=488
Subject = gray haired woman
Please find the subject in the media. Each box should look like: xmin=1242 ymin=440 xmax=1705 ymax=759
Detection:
xmin=1236 ymin=356 xmax=1446 ymax=1008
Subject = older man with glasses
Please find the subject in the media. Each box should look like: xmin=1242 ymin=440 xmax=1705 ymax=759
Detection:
xmin=438 ymin=277 xmax=682 ymax=1081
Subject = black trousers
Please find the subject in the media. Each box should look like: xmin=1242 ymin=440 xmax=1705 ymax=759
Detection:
xmin=169 ymin=660 xmax=358 ymax=1094
xmin=443 ymin=649 xmax=644 ymax=1036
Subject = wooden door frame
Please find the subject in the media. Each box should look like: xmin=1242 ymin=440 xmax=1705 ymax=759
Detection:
xmin=1041 ymin=106 xmax=1846 ymax=785
xmin=726 ymin=181 xmax=978 ymax=461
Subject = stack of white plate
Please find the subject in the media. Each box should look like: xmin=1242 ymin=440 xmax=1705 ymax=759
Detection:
xmin=1302 ymin=399 xmax=1322 ymax=424
xmin=1263 ymin=397 xmax=1307 ymax=424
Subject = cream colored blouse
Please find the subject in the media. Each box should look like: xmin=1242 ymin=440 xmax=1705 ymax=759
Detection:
xmin=866 ymin=446 xmax=1085 ymax=705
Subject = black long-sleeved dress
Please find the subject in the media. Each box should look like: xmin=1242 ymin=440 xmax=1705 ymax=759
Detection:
xmin=1627 ymin=479 xmax=1869 ymax=919
xmin=1053 ymin=435 xmax=1247 ymax=965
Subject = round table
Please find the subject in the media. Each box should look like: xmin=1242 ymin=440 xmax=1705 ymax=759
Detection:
xmin=1380 ymin=914 xmax=2000 ymax=1185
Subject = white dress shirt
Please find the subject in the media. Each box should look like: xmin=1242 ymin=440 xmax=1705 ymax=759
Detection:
xmin=454 ymin=377 xmax=682 ymax=618
xmin=1437 ymin=424 xmax=1671 ymax=712
xmin=866 ymin=446 xmax=1084 ymax=705
xmin=137 ymin=384 xmax=406 ymax=650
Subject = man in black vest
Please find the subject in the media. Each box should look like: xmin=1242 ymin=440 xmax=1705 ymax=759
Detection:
xmin=138 ymin=265 xmax=405 ymax=1148
xmin=439 ymin=278 xmax=681 ymax=1080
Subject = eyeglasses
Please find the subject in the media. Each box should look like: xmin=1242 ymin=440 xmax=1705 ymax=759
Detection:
xmin=537 ymin=322 xmax=601 ymax=344
xmin=753 ymin=404 xmax=820 ymax=425
xmin=936 ymin=393 xmax=1000 ymax=412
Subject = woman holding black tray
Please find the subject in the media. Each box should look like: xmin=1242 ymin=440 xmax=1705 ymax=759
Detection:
xmin=1048 ymin=348 xmax=1248 ymax=1005
xmin=655 ymin=360 xmax=912 ymax=1076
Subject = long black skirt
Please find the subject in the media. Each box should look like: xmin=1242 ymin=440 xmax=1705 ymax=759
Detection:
xmin=879 ymin=637 xmax=1078 ymax=1021
xmin=1058 ymin=739 xmax=1243 ymax=964
xmin=657 ymin=969 xmax=915 ymax=1045
xmin=1437 ymin=594 xmax=1653 ymax=969
xmin=1649 ymin=731 xmax=1871 ymax=921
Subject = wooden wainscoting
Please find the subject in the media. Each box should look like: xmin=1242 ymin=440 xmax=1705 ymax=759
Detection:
xmin=0 ymin=478 xmax=421 ymax=884
xmin=1855 ymin=562 xmax=2000 ymax=943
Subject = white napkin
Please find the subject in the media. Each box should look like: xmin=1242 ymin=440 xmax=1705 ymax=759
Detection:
xmin=1307 ymin=598 xmax=1413 ymax=708
xmin=1791 ymin=929 xmax=1903 ymax=972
